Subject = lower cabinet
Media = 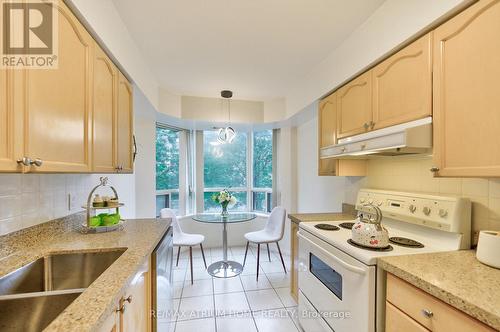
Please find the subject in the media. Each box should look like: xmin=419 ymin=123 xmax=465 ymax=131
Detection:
xmin=98 ymin=259 xmax=150 ymax=332
xmin=290 ymin=221 xmax=299 ymax=302
xmin=386 ymin=273 xmax=495 ymax=332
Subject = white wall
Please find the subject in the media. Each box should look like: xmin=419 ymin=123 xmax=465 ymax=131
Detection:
xmin=134 ymin=87 xmax=158 ymax=218
xmin=264 ymin=98 xmax=286 ymax=123
xmin=181 ymin=96 xmax=264 ymax=123
xmin=285 ymin=0 xmax=472 ymax=117
xmin=159 ymin=89 xmax=182 ymax=118
xmin=68 ymin=0 xmax=160 ymax=110
xmin=295 ymin=114 xmax=347 ymax=213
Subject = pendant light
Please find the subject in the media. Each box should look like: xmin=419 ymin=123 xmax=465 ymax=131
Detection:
xmin=217 ymin=90 xmax=236 ymax=144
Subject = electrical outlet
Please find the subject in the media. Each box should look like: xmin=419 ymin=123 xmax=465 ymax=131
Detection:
xmin=68 ymin=193 xmax=78 ymax=211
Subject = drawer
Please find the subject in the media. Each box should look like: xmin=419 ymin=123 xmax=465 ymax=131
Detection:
xmin=386 ymin=301 xmax=429 ymax=332
xmin=386 ymin=273 xmax=495 ymax=332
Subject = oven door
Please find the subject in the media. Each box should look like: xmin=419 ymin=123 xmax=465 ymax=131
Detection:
xmin=297 ymin=230 xmax=376 ymax=332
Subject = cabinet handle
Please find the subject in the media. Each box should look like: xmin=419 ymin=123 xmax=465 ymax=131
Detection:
xmin=421 ymin=309 xmax=434 ymax=318
xmin=363 ymin=122 xmax=369 ymax=130
xmin=125 ymin=295 xmax=132 ymax=303
xmin=115 ymin=303 xmax=126 ymax=313
xmin=30 ymin=158 xmax=43 ymax=167
xmin=17 ymin=157 xmax=32 ymax=166
xmin=430 ymin=166 xmax=440 ymax=173
xmin=370 ymin=121 xmax=375 ymax=129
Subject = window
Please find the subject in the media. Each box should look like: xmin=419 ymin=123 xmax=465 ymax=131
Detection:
xmin=202 ymin=130 xmax=273 ymax=213
xmin=203 ymin=131 xmax=248 ymax=212
xmin=156 ymin=126 xmax=180 ymax=216
xmin=252 ymin=130 xmax=273 ymax=213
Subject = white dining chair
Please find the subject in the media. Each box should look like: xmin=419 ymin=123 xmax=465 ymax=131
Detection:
xmin=243 ymin=206 xmax=287 ymax=280
xmin=160 ymin=208 xmax=207 ymax=284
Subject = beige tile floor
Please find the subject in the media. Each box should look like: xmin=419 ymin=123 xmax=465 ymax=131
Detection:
xmin=165 ymin=245 xmax=300 ymax=332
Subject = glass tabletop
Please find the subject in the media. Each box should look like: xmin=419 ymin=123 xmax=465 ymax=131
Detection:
xmin=192 ymin=212 xmax=257 ymax=223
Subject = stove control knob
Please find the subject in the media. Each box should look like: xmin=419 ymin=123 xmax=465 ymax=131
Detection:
xmin=438 ymin=209 xmax=448 ymax=218
xmin=377 ymin=201 xmax=383 ymax=207
xmin=409 ymin=204 xmax=417 ymax=213
xmin=423 ymin=206 xmax=431 ymax=216
xmin=360 ymin=198 xmax=366 ymax=203
xmin=368 ymin=199 xmax=374 ymax=204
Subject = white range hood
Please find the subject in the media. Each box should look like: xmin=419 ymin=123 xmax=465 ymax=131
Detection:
xmin=320 ymin=117 xmax=432 ymax=158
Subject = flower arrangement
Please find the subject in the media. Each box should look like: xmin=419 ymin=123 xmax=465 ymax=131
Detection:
xmin=212 ymin=189 xmax=237 ymax=216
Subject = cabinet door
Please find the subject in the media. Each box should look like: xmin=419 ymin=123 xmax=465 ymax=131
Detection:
xmin=386 ymin=301 xmax=429 ymax=332
xmin=433 ymin=0 xmax=500 ymax=177
xmin=0 ymin=69 xmax=23 ymax=172
xmin=98 ymin=310 xmax=119 ymax=332
xmin=337 ymin=71 xmax=372 ymax=139
xmin=93 ymin=45 xmax=118 ymax=173
xmin=290 ymin=221 xmax=299 ymax=302
xmin=24 ymin=2 xmax=93 ymax=172
xmin=318 ymin=93 xmax=338 ymax=176
xmin=121 ymin=260 xmax=149 ymax=332
xmin=373 ymin=33 xmax=432 ymax=130
xmin=116 ymin=72 xmax=133 ymax=173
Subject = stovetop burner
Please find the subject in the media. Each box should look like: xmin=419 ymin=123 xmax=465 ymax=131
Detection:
xmin=339 ymin=222 xmax=355 ymax=230
xmin=314 ymin=224 xmax=340 ymax=231
xmin=389 ymin=237 xmax=424 ymax=248
xmin=347 ymin=239 xmax=393 ymax=252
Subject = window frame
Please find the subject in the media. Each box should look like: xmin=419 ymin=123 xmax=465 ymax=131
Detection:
xmin=200 ymin=129 xmax=274 ymax=214
xmin=155 ymin=123 xmax=190 ymax=216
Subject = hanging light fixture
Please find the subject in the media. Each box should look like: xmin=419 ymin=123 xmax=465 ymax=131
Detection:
xmin=217 ymin=90 xmax=236 ymax=144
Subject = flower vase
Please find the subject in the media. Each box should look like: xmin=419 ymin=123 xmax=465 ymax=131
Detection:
xmin=221 ymin=204 xmax=229 ymax=217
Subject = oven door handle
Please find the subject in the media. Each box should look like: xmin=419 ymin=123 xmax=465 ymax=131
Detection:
xmin=298 ymin=231 xmax=367 ymax=275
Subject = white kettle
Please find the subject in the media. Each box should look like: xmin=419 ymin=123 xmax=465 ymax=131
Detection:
xmin=351 ymin=204 xmax=389 ymax=248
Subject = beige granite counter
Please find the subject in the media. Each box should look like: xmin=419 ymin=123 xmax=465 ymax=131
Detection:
xmin=0 ymin=213 xmax=171 ymax=332
xmin=288 ymin=204 xmax=356 ymax=224
xmin=379 ymin=250 xmax=500 ymax=330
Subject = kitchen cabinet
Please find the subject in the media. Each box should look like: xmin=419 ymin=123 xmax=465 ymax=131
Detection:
xmin=0 ymin=1 xmax=134 ymax=174
xmin=116 ymin=72 xmax=134 ymax=174
xmin=21 ymin=1 xmax=93 ymax=173
xmin=98 ymin=259 xmax=150 ymax=332
xmin=93 ymin=45 xmax=118 ymax=173
xmin=0 ymin=69 xmax=23 ymax=172
xmin=386 ymin=273 xmax=494 ymax=332
xmin=318 ymin=93 xmax=367 ymax=176
xmin=372 ymin=33 xmax=432 ymax=130
xmin=290 ymin=221 xmax=299 ymax=302
xmin=432 ymin=0 xmax=500 ymax=177
xmin=336 ymin=71 xmax=372 ymax=139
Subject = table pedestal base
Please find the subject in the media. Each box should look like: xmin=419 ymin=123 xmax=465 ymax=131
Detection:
xmin=207 ymin=260 xmax=243 ymax=278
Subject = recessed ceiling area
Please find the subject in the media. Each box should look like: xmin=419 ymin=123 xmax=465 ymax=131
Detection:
xmin=112 ymin=0 xmax=385 ymax=101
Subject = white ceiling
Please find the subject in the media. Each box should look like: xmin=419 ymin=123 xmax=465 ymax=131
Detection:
xmin=112 ymin=0 xmax=385 ymax=101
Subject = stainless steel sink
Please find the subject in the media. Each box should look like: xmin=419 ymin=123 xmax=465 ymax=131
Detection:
xmin=0 ymin=249 xmax=125 ymax=295
xmin=0 ymin=249 xmax=126 ymax=331
xmin=0 ymin=290 xmax=83 ymax=332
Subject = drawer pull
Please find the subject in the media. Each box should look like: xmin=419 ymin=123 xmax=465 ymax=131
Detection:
xmin=421 ymin=309 xmax=434 ymax=318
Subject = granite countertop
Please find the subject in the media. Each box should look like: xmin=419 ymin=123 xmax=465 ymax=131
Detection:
xmin=379 ymin=250 xmax=500 ymax=330
xmin=0 ymin=213 xmax=171 ymax=332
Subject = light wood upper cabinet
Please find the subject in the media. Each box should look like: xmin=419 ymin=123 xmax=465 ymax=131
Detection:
xmin=372 ymin=33 xmax=432 ymax=130
xmin=318 ymin=92 xmax=367 ymax=176
xmin=93 ymin=45 xmax=118 ymax=173
xmin=0 ymin=69 xmax=23 ymax=172
xmin=432 ymin=0 xmax=500 ymax=177
xmin=23 ymin=2 xmax=93 ymax=173
xmin=116 ymin=72 xmax=134 ymax=174
xmin=318 ymin=93 xmax=338 ymax=176
xmin=337 ymin=71 xmax=372 ymax=139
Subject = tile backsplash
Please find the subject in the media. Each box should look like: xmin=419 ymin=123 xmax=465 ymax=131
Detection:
xmin=0 ymin=174 xmax=92 ymax=235
xmin=365 ymin=156 xmax=500 ymax=244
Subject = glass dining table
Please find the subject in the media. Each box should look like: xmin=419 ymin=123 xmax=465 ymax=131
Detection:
xmin=192 ymin=212 xmax=257 ymax=278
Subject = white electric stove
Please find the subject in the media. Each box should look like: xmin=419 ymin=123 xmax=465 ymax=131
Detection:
xmin=297 ymin=189 xmax=471 ymax=332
